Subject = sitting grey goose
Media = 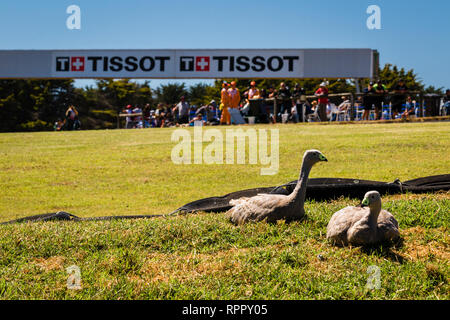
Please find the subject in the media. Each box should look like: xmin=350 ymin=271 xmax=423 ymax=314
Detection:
xmin=228 ymin=149 xmax=328 ymax=225
xmin=326 ymin=191 xmax=400 ymax=246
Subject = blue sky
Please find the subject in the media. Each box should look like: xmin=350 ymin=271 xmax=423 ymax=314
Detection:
xmin=0 ymin=0 xmax=448 ymax=90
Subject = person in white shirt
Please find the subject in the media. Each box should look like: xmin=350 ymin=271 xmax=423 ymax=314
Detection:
xmin=338 ymin=96 xmax=351 ymax=112
xmin=173 ymin=96 xmax=190 ymax=124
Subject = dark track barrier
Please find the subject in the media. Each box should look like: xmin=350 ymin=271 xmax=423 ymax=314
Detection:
xmin=2 ymin=174 xmax=449 ymax=224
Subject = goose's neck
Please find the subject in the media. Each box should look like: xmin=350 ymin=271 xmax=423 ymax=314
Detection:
xmin=368 ymin=201 xmax=382 ymax=228
xmin=290 ymin=159 xmax=313 ymax=205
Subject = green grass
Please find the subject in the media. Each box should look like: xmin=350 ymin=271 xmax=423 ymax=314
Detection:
xmin=0 ymin=122 xmax=449 ymax=299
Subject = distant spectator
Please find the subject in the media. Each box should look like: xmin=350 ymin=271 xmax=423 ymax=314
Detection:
xmin=292 ymin=84 xmax=306 ymax=122
xmin=154 ymin=113 xmax=162 ymax=128
xmin=355 ymin=96 xmax=363 ymax=107
xmin=189 ymin=113 xmax=206 ymax=126
xmin=155 ymin=103 xmax=163 ymax=116
xmin=314 ymin=82 xmax=329 ymax=121
xmin=54 ymin=118 xmax=64 ymax=131
xmin=373 ymin=79 xmax=387 ymax=120
xmin=228 ymin=81 xmax=241 ymax=110
xmin=248 ymin=81 xmax=261 ymax=100
xmin=277 ymin=82 xmax=290 ymax=99
xmin=220 ymin=82 xmax=231 ymax=125
xmin=303 ymin=100 xmax=314 ymax=118
xmin=65 ymin=105 xmax=80 ymax=130
xmin=189 ymin=105 xmax=197 ymax=119
xmin=259 ymin=88 xmax=267 ymax=99
xmin=241 ymin=81 xmax=260 ymax=116
xmin=307 ymin=100 xmax=320 ymax=122
xmin=268 ymin=86 xmax=277 ymax=98
xmin=123 ymin=104 xmax=134 ymax=128
xmin=160 ymin=114 xmax=175 ymax=128
xmin=326 ymin=102 xmax=338 ymax=121
xmin=401 ymin=96 xmax=416 ymax=119
xmin=143 ymin=104 xmax=151 ymax=128
xmin=158 ymin=104 xmax=174 ymax=127
xmin=196 ymin=101 xmax=218 ymax=124
xmin=291 ymin=84 xmax=305 ymax=102
xmin=132 ymin=105 xmax=143 ymax=128
xmin=338 ymin=96 xmax=352 ymax=112
xmin=162 ymin=103 xmax=170 ymax=114
xmin=362 ymin=81 xmax=376 ymax=121
xmin=443 ymin=89 xmax=450 ymax=115
xmin=196 ymin=104 xmax=207 ymax=118
xmin=391 ymin=79 xmax=408 ymax=119
xmin=207 ymin=100 xmax=220 ymax=125
xmin=209 ymin=100 xmax=219 ymax=116
xmin=173 ymin=96 xmax=190 ymax=124
xmin=147 ymin=110 xmax=155 ymax=127
xmin=276 ymin=82 xmax=291 ymax=120
xmin=227 ymin=82 xmax=243 ymax=124
xmin=255 ymin=89 xmax=270 ymax=123
xmin=290 ymin=102 xmax=299 ymax=123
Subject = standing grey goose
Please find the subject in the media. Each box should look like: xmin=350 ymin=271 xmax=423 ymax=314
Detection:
xmin=228 ymin=149 xmax=328 ymax=225
xmin=326 ymin=191 xmax=400 ymax=246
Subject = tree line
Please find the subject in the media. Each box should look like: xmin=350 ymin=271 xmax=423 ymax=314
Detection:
xmin=0 ymin=63 xmax=444 ymax=132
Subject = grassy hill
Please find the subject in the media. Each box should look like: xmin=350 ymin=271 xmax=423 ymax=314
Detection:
xmin=0 ymin=122 xmax=448 ymax=299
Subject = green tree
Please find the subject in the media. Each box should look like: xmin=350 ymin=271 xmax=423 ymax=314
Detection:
xmin=0 ymin=80 xmax=34 ymax=131
xmin=371 ymin=63 xmax=424 ymax=91
xmin=96 ymin=79 xmax=153 ymax=112
xmin=0 ymin=79 xmax=76 ymax=132
xmin=423 ymin=85 xmax=444 ymax=95
xmin=188 ymin=83 xmax=211 ymax=106
xmin=154 ymin=83 xmax=188 ymax=105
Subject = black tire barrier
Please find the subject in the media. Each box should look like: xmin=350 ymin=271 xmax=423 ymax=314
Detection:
xmin=2 ymin=174 xmax=448 ymax=224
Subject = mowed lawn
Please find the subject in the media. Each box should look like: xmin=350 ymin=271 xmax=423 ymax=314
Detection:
xmin=0 ymin=122 xmax=449 ymax=299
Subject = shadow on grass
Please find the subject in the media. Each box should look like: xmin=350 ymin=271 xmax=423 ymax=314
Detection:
xmin=359 ymin=238 xmax=406 ymax=263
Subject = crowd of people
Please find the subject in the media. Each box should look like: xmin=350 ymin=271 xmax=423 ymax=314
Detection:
xmin=121 ymin=98 xmax=221 ymax=129
xmin=97 ymin=80 xmax=450 ymax=129
xmin=52 ymin=81 xmax=449 ymax=131
xmin=361 ymin=78 xmax=413 ymax=120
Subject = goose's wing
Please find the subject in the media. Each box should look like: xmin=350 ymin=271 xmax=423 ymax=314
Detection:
xmin=229 ymin=194 xmax=273 ymax=208
xmin=377 ymin=210 xmax=400 ymax=241
xmin=326 ymin=206 xmax=367 ymax=242
xmin=378 ymin=210 xmax=399 ymax=228
xmin=229 ymin=193 xmax=273 ymax=202
xmin=229 ymin=197 xmax=250 ymax=206
xmin=228 ymin=194 xmax=288 ymax=225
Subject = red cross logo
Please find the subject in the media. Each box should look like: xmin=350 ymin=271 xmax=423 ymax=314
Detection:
xmin=195 ymin=56 xmax=210 ymax=72
xmin=71 ymin=57 xmax=85 ymax=72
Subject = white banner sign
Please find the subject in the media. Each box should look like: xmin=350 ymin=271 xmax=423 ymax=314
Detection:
xmin=0 ymin=49 xmax=375 ymax=79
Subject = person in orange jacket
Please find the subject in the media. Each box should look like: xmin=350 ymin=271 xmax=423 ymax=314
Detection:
xmin=220 ymin=82 xmax=231 ymax=125
xmin=228 ymin=81 xmax=241 ymax=109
